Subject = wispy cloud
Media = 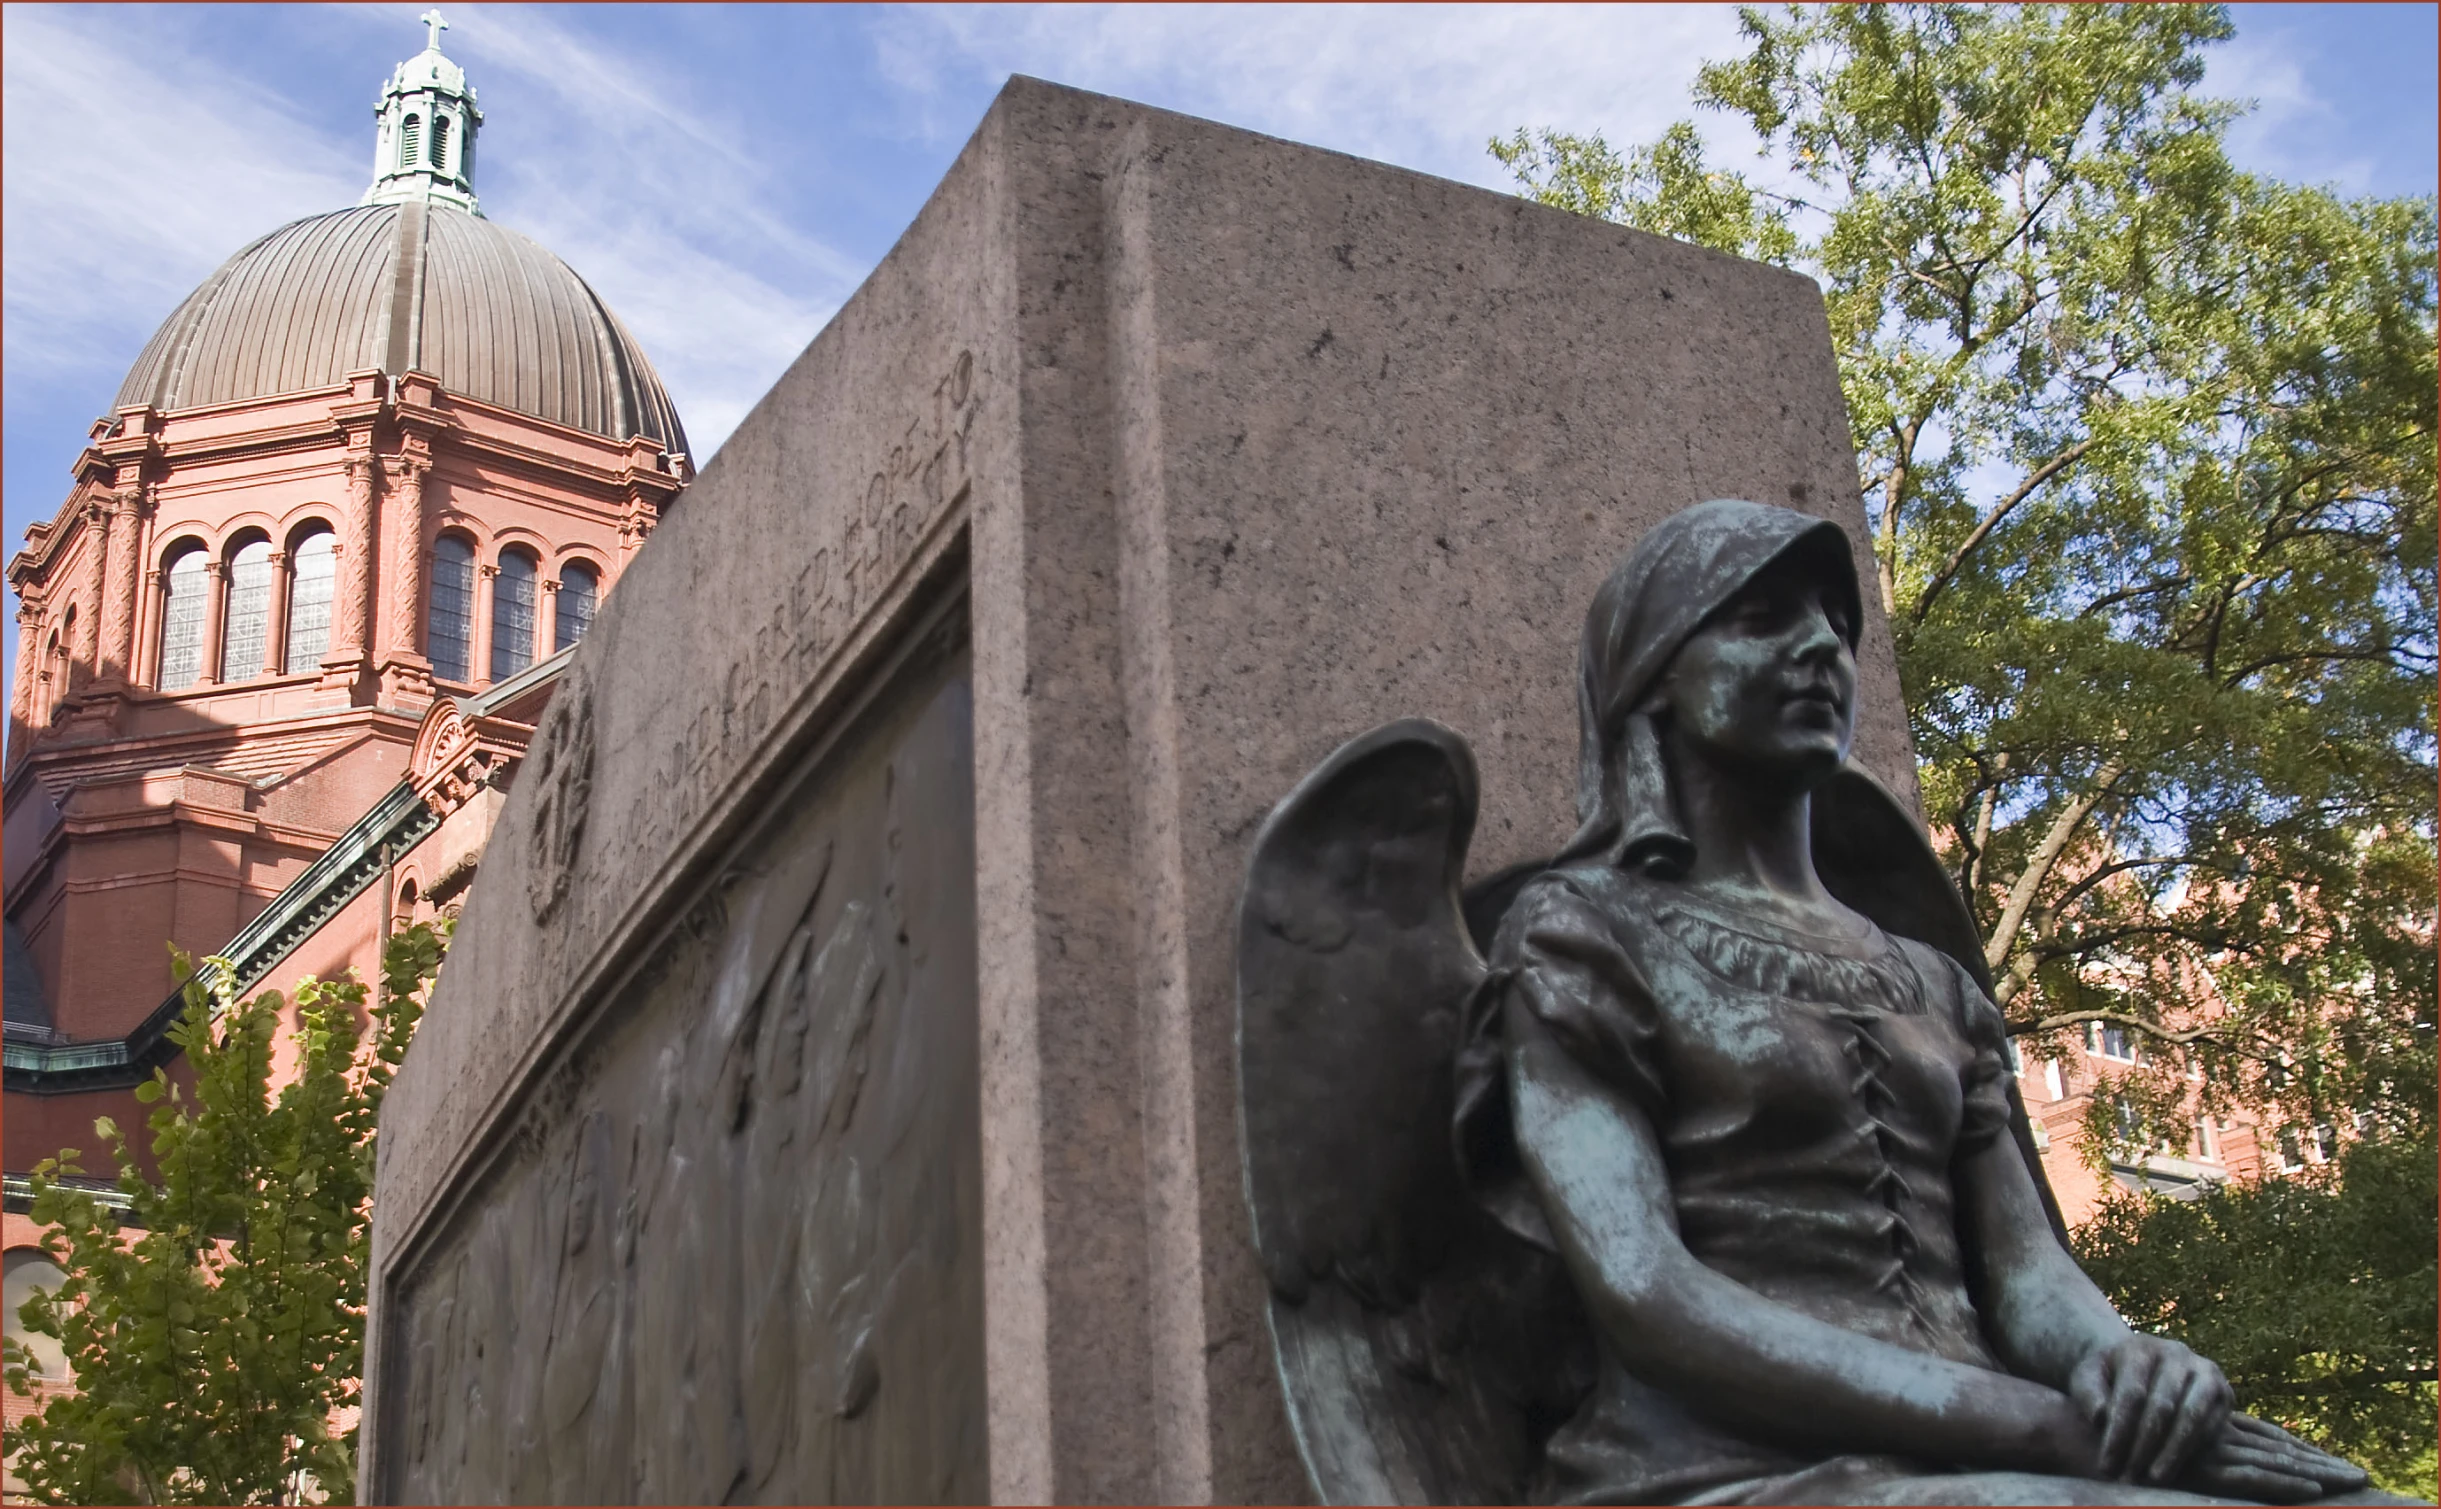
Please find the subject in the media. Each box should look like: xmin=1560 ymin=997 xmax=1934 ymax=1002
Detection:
xmin=2207 ymin=24 xmax=2372 ymax=195
xmin=871 ymin=3 xmax=1745 ymax=192
xmin=1 ymin=6 xmax=363 ymax=403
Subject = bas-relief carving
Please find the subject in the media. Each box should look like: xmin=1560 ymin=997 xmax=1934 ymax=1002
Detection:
xmin=386 ymin=645 xmax=985 ymax=1505
xmin=1237 ymin=501 xmax=2398 ymax=1507
xmin=598 ymin=350 xmax=981 ymax=929
xmin=525 ymin=676 xmax=593 ymax=925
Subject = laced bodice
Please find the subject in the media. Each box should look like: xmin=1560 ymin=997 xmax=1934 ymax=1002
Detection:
xmin=1485 ymin=865 xmax=2021 ymax=1503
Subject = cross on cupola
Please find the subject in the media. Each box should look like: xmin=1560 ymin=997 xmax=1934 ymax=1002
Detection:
xmin=362 ymin=9 xmax=484 ymax=214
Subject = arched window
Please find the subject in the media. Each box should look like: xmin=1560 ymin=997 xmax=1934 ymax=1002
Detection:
xmin=4 ymin=1249 xmax=69 ymax=1381
xmin=427 ymin=536 xmax=475 ymax=682
xmin=221 ymin=537 xmax=274 ymax=681
xmin=431 ymin=115 xmax=451 ymax=172
xmin=40 ymin=626 xmax=63 ymax=724
xmin=400 ymin=115 xmax=422 ymax=171
xmin=284 ymin=528 xmax=336 ymax=673
xmin=491 ymin=549 xmax=537 ymax=681
xmin=157 ymin=546 xmax=209 ymax=691
xmin=555 ymin=561 xmax=599 ymax=652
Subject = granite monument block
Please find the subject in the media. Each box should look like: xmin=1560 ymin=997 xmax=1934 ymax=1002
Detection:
xmin=361 ymin=76 xmax=1915 ymax=1505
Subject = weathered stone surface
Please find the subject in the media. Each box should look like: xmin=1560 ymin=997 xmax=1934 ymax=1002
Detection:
xmin=363 ymin=76 xmax=1908 ymax=1505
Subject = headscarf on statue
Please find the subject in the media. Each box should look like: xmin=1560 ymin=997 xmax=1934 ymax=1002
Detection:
xmin=1557 ymin=496 xmax=1863 ymax=877
xmin=1454 ymin=496 xmax=2071 ymax=1254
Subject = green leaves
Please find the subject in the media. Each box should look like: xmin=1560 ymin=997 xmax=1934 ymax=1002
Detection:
xmin=1500 ymin=3 xmax=2435 ymax=1479
xmin=1497 ymin=0 xmax=2433 ymax=1117
xmin=2076 ymin=1134 xmax=2440 ymax=1498
xmin=4 ymin=922 xmax=448 ymax=1506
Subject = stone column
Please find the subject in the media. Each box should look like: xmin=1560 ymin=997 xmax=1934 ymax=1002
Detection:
xmin=470 ymin=562 xmax=497 ymax=686
xmin=264 ymin=551 xmax=291 ymax=676
xmin=69 ymin=500 xmax=108 ymax=690
xmin=96 ymin=486 xmax=146 ymax=686
xmin=537 ymin=577 xmax=559 ymax=662
xmin=387 ymin=456 xmax=429 ymax=658
xmin=10 ymin=599 xmax=42 ymax=757
xmin=195 ymin=561 xmax=229 ymax=687
xmin=137 ymin=569 xmax=163 ymax=686
xmin=333 ymin=454 xmax=379 ymax=661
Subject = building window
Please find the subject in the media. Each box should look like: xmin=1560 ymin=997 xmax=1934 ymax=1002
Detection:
xmin=3 ymin=1249 xmax=69 ymax=1381
xmin=2314 ymin=1122 xmax=2339 ymax=1162
xmin=284 ymin=529 xmax=336 ymax=672
xmin=2043 ymin=1059 xmax=2066 ymax=1101
xmin=158 ymin=546 xmax=209 ymax=690
xmin=428 ymin=535 xmax=475 ymax=682
xmin=491 ymin=549 xmax=537 ymax=680
xmin=401 ymin=115 xmax=421 ymax=170
xmin=221 ymin=537 xmax=274 ymax=681
xmin=2086 ymin=1021 xmax=2136 ymax=1062
xmin=431 ymin=114 xmax=450 ymax=171
xmin=555 ymin=561 xmax=598 ymax=651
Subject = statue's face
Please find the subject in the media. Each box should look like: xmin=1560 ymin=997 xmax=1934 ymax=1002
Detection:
xmin=1662 ymin=553 xmax=1856 ymax=784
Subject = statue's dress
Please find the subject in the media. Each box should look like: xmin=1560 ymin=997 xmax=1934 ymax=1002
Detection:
xmin=1491 ymin=863 xmax=2044 ymax=1506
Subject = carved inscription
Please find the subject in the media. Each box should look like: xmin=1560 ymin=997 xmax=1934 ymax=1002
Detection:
xmin=605 ymin=351 xmax=981 ymax=919
xmin=385 ymin=648 xmax=984 ymax=1505
xmin=526 ymin=676 xmax=595 ymax=925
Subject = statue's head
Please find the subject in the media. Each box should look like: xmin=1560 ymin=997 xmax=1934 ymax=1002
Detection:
xmin=1562 ymin=498 xmax=1864 ymax=874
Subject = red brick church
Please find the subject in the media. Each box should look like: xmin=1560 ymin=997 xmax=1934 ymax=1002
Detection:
xmin=3 ymin=15 xmax=691 ymax=1428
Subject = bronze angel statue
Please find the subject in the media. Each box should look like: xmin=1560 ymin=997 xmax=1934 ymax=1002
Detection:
xmin=1236 ymin=499 xmax=2404 ymax=1506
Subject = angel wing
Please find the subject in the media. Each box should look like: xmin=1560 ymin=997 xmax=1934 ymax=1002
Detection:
xmin=1237 ymin=720 xmax=1589 ymax=1506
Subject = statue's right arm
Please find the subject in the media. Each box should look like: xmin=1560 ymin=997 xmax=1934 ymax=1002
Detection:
xmin=1504 ymin=997 xmax=2106 ymax=1476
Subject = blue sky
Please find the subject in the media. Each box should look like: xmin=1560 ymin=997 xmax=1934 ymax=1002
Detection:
xmin=4 ymin=3 xmax=2435 ymax=700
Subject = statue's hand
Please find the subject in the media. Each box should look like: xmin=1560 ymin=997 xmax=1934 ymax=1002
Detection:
xmin=2068 ymin=1332 xmax=2233 ymax=1484
xmin=2175 ymin=1414 xmax=2371 ymax=1504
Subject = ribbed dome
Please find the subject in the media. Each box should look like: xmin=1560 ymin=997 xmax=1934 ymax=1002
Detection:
xmin=114 ymin=201 xmax=688 ymax=456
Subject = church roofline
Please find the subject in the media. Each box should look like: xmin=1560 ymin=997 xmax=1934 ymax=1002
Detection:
xmin=2 ymin=653 xmax=571 ymax=1095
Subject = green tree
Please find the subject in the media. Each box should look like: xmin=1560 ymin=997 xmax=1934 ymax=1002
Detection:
xmin=3 ymin=923 xmax=446 ymax=1505
xmin=1496 ymin=2 xmax=2436 ymax=1484
xmin=2075 ymin=1136 xmax=2439 ymax=1499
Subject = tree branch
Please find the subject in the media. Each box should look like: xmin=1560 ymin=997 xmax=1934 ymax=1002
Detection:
xmin=1877 ymin=417 xmax=1918 ymax=618
xmin=2004 ymin=1008 xmax=2228 ymax=1047
xmin=1985 ymin=759 xmax=2128 ymax=1006
xmin=1911 ymin=437 xmax=2097 ymax=625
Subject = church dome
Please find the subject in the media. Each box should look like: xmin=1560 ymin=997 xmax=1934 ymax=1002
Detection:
xmin=112 ymin=200 xmax=689 ymax=457
xmin=111 ymin=15 xmax=686 ymax=458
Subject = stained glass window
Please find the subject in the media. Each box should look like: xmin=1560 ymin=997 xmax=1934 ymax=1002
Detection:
xmin=221 ymin=538 xmax=274 ymax=681
xmin=284 ymin=530 xmax=336 ymax=673
xmin=157 ymin=547 xmax=209 ymax=690
xmin=555 ymin=561 xmax=598 ymax=652
xmin=492 ymin=550 xmax=536 ymax=681
xmin=428 ymin=536 xmax=475 ymax=683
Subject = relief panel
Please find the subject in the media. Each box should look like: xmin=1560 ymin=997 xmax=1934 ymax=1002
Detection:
xmin=384 ymin=633 xmax=983 ymax=1505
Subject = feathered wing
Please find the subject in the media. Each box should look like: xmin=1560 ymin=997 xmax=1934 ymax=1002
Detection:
xmin=1238 ymin=720 xmax=1589 ymax=1505
xmin=1811 ymin=763 xmax=2073 ymax=1246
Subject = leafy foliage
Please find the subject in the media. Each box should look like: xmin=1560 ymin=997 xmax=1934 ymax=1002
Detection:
xmin=2075 ymin=1134 xmax=2439 ymax=1498
xmin=3 ymin=924 xmax=445 ymax=1505
xmin=1495 ymin=2 xmax=2436 ymax=1479
xmin=1495 ymin=0 xmax=2434 ymax=1164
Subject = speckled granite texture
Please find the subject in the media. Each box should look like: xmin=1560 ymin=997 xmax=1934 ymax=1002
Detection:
xmin=362 ymin=76 xmax=1910 ymax=1506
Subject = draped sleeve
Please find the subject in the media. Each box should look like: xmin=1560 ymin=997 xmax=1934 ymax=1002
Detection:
xmin=1454 ymin=871 xmax=1668 ymax=1250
